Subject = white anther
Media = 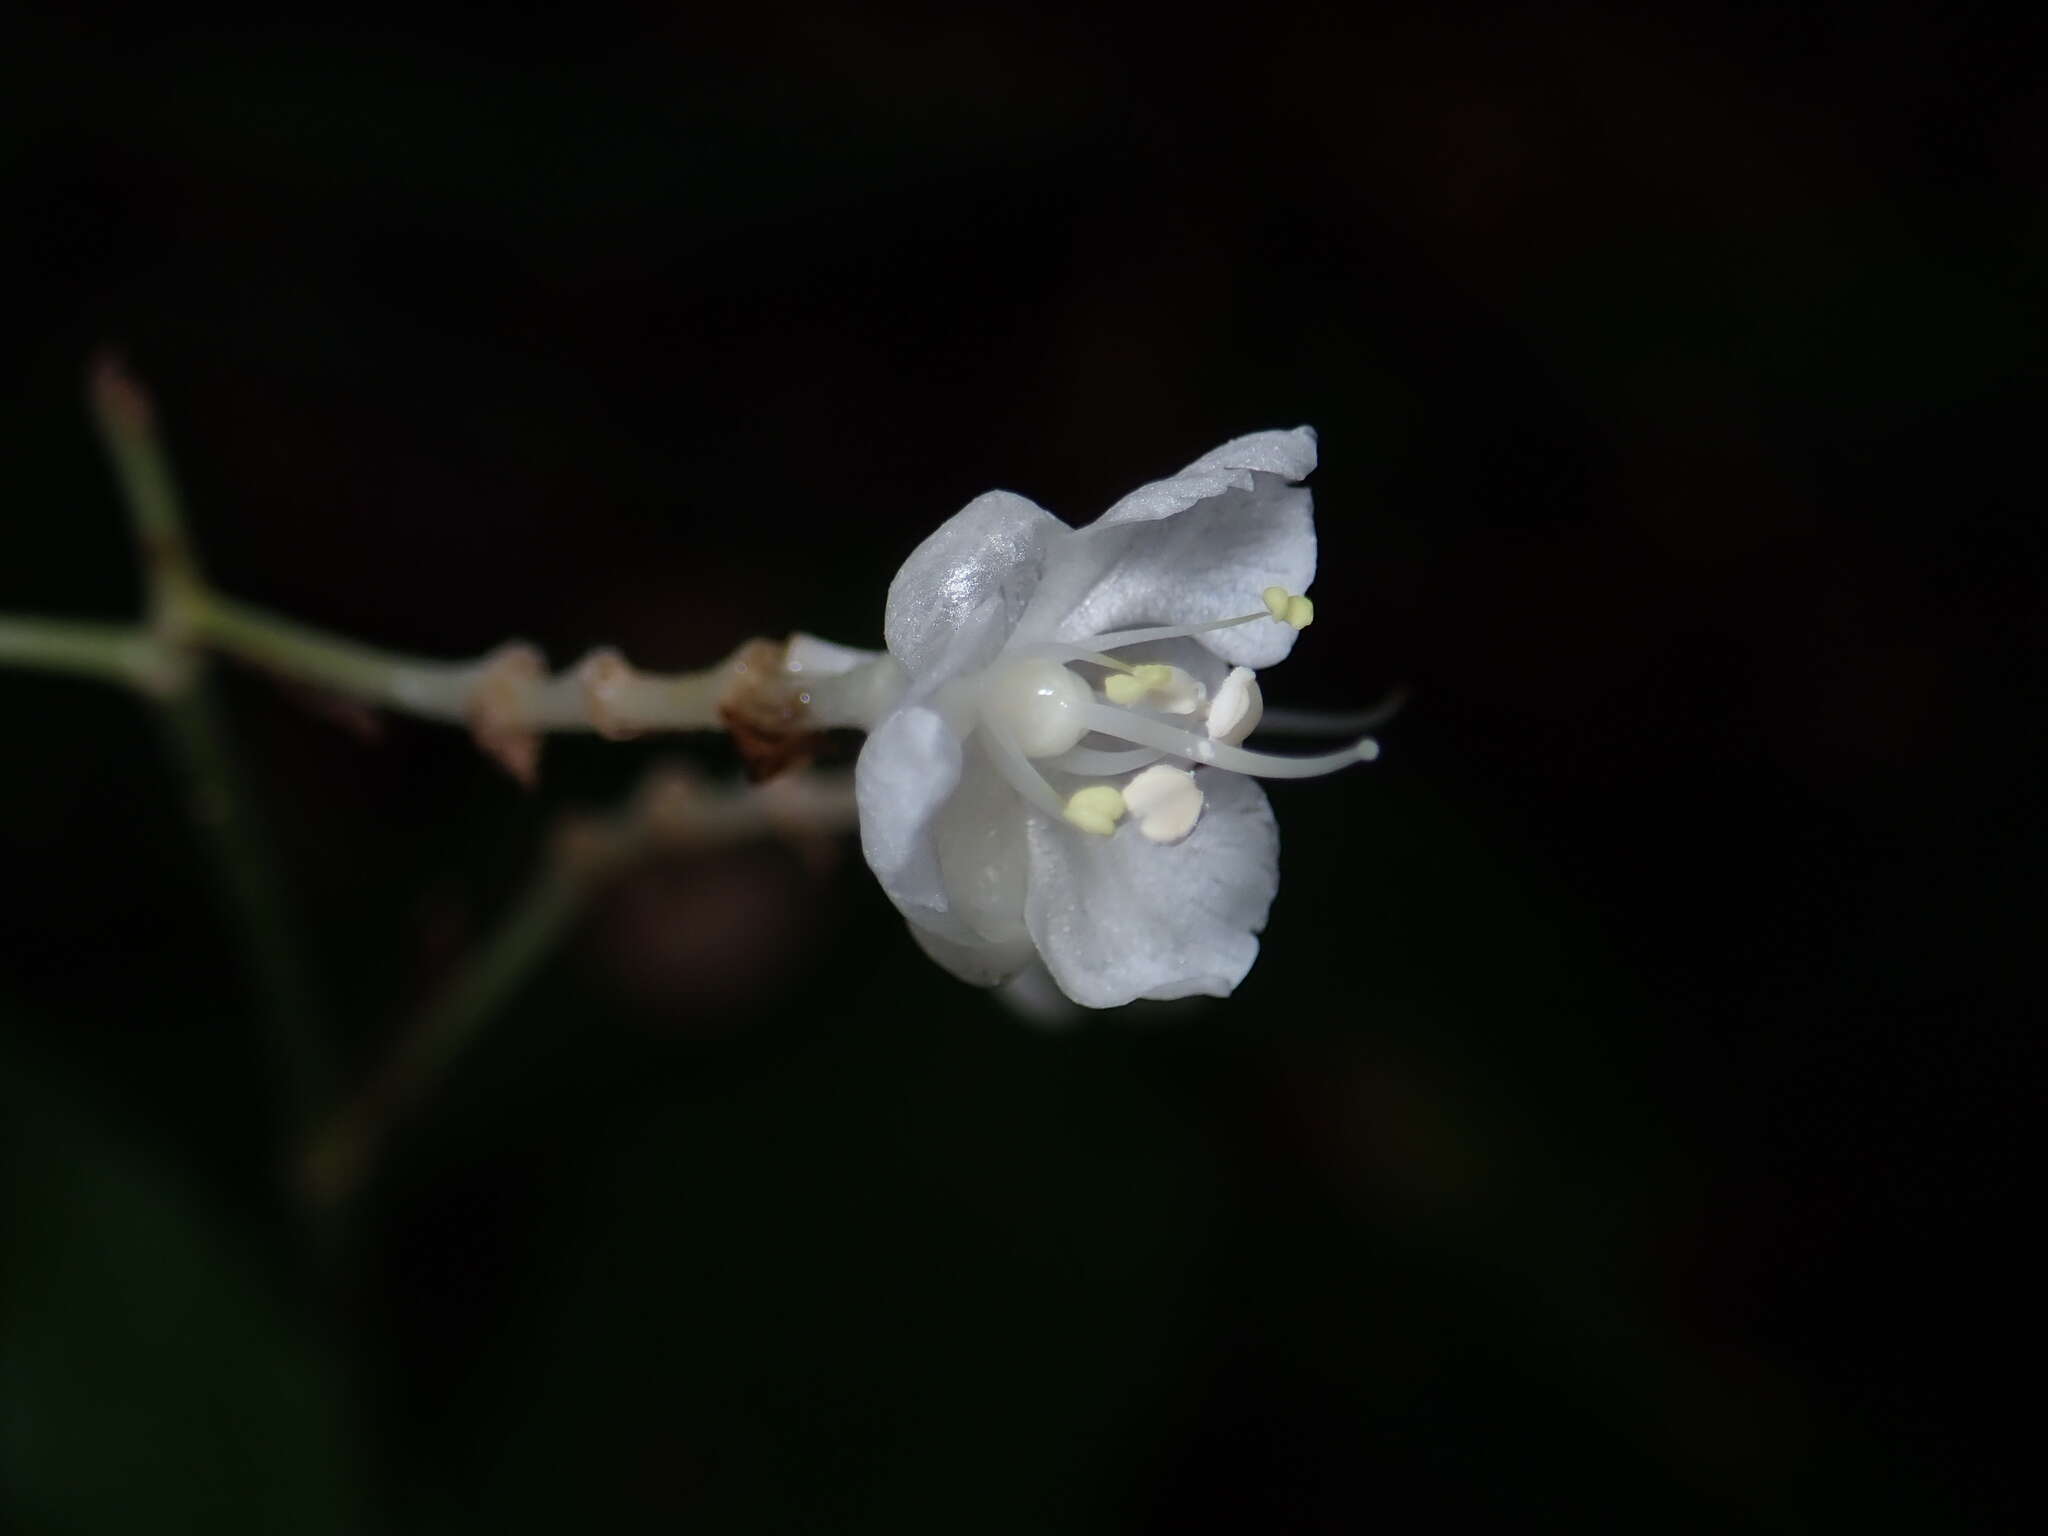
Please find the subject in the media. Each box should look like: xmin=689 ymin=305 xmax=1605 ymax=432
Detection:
xmin=1123 ymin=764 xmax=1205 ymax=845
xmin=1206 ymin=666 xmax=1264 ymax=746
xmin=1063 ymin=783 xmax=1126 ymax=836
xmin=978 ymin=658 xmax=1093 ymax=758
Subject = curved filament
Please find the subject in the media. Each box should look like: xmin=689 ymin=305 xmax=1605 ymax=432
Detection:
xmin=1075 ymin=704 xmax=1372 ymax=779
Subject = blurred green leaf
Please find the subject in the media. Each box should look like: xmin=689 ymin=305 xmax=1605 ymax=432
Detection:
xmin=0 ymin=1037 xmax=356 ymax=1535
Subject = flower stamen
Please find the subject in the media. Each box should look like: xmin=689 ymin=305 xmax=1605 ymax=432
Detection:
xmin=1062 ymin=783 xmax=1127 ymax=836
xmin=1250 ymin=689 xmax=1410 ymax=737
xmin=1261 ymin=586 xmax=1315 ymax=630
xmin=1102 ymin=662 xmax=1205 ymax=714
xmin=1124 ymin=764 xmax=1204 ymax=844
xmin=1007 ymin=642 xmax=1137 ymax=672
xmin=1074 ymin=702 xmax=1375 ymax=779
xmin=978 ymin=719 xmax=1078 ymax=823
xmin=1044 ymin=744 xmax=1163 ymax=776
xmin=1206 ymin=666 xmax=1263 ymax=746
xmin=1073 ymin=590 xmax=1314 ymax=653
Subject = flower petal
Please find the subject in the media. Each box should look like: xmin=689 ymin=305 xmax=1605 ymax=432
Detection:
xmin=1024 ymin=770 xmax=1279 ymax=1007
xmin=855 ymin=705 xmax=964 ymax=924
xmin=1035 ymin=486 xmax=1315 ymax=671
xmin=997 ymin=960 xmax=1082 ymax=1027
xmin=859 ymin=710 xmax=1035 ymax=990
xmin=1094 ymin=427 xmax=1319 ymax=528
xmin=930 ymin=736 xmax=1032 ymax=945
xmin=907 ymin=920 xmax=1036 ymax=989
xmin=1010 ymin=430 xmax=1318 ymax=671
xmin=884 ymin=489 xmax=1067 ymax=686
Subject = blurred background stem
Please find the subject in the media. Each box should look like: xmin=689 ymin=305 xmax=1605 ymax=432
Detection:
xmin=300 ymin=765 xmax=857 ymax=1207
xmin=87 ymin=355 xmax=336 ymax=1146
xmin=4 ymin=359 xmax=850 ymax=1225
xmin=0 ymin=615 xmax=158 ymax=687
xmin=0 ymin=556 xmax=765 ymax=751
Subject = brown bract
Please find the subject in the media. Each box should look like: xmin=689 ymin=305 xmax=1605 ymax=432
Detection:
xmin=575 ymin=646 xmax=642 ymax=740
xmin=717 ymin=636 xmax=818 ymax=781
xmin=467 ymin=640 xmax=547 ymax=785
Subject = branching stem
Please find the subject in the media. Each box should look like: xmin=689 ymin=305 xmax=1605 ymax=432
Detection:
xmin=8 ymin=356 xmax=880 ymax=1216
xmin=0 ymin=616 xmax=162 ymax=689
xmin=0 ymin=577 xmax=824 ymax=797
xmin=85 ymin=354 xmax=334 ymax=1137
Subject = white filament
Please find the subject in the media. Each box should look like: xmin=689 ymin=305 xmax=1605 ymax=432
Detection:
xmin=1045 ymin=744 xmax=1165 ymax=776
xmin=1074 ymin=704 xmax=1371 ymax=779
xmin=977 ymin=719 xmax=1072 ymax=821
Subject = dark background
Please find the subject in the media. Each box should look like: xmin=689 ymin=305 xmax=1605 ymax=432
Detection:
xmin=1 ymin=4 xmax=2036 ymax=1530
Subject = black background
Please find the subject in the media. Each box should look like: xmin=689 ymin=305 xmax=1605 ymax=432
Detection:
xmin=1 ymin=4 xmax=2036 ymax=1530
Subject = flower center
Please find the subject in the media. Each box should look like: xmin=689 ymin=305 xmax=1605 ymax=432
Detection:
xmin=966 ymin=590 xmax=1380 ymax=843
xmin=977 ymin=658 xmax=1093 ymax=759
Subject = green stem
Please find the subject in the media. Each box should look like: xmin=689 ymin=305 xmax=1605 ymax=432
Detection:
xmin=0 ymin=590 xmax=759 ymax=736
xmin=188 ymin=588 xmax=744 ymax=734
xmin=155 ymin=679 xmax=330 ymax=1123
xmin=403 ymin=859 xmax=604 ymax=1101
xmin=8 ymin=360 xmax=853 ymax=1213
xmin=0 ymin=616 xmax=158 ymax=688
xmin=88 ymin=355 xmax=202 ymax=608
xmin=192 ymin=592 xmax=478 ymax=720
xmin=86 ymin=356 xmax=334 ymax=1136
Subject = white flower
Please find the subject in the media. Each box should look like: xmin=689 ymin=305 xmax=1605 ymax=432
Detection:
xmin=807 ymin=428 xmax=1378 ymax=1009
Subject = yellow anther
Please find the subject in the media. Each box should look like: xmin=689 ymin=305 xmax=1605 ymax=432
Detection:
xmin=1103 ymin=673 xmax=1149 ymax=706
xmin=1104 ymin=663 xmax=1202 ymax=714
xmin=1062 ymin=784 xmax=1126 ymax=836
xmin=1260 ymin=587 xmax=1315 ymax=630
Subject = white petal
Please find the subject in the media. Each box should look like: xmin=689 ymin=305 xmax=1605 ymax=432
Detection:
xmin=929 ymin=736 xmax=1032 ymax=945
xmin=907 ymin=918 xmax=1036 ymax=989
xmin=1093 ymin=427 xmax=1318 ymax=528
xmin=1181 ymin=427 xmax=1320 ymax=482
xmin=854 ymin=705 xmax=963 ymax=922
xmin=884 ymin=489 xmax=1067 ymax=686
xmin=1025 ymin=478 xmax=1316 ymax=670
xmin=996 ymin=960 xmax=1082 ymax=1028
xmin=1024 ymin=771 xmax=1279 ymax=1008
